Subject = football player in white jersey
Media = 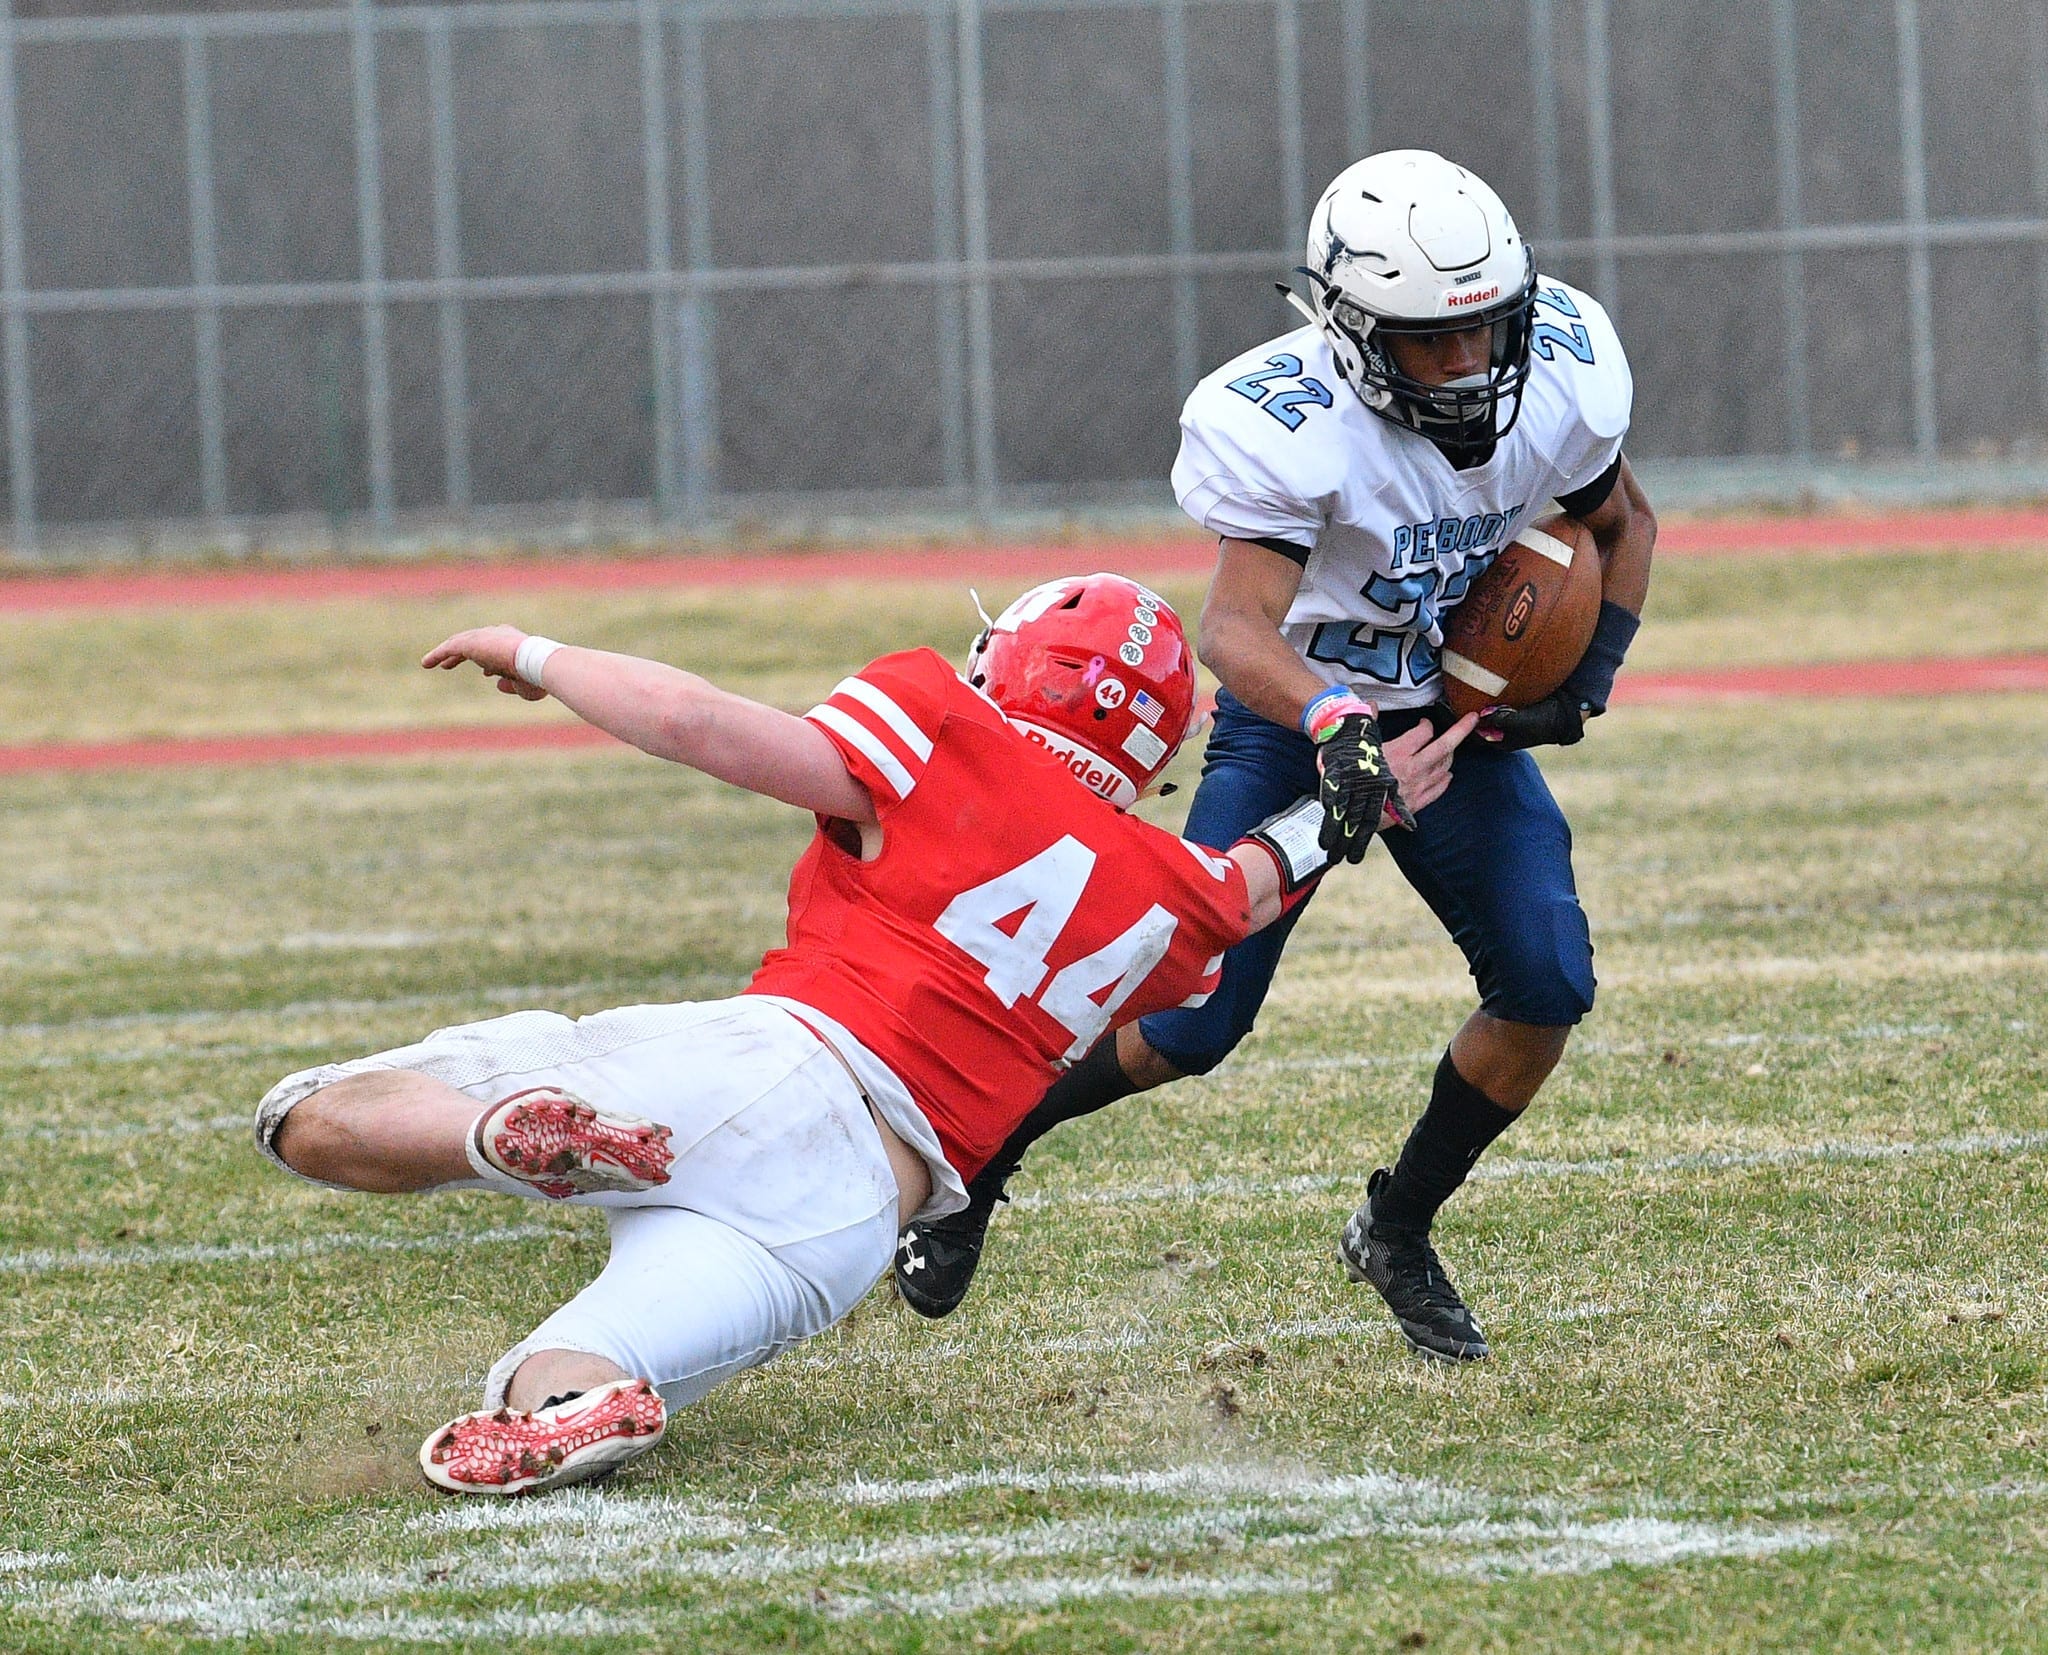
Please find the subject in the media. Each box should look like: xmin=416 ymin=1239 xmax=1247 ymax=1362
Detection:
xmin=895 ymin=149 xmax=1657 ymax=1362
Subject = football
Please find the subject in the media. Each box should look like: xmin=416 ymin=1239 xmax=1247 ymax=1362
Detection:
xmin=1436 ymin=514 xmax=1603 ymax=715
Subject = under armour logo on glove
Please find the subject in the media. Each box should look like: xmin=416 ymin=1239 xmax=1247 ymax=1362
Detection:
xmin=1302 ymin=689 xmax=1414 ymax=863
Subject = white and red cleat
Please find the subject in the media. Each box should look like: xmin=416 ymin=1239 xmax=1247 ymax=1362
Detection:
xmin=419 ymin=1377 xmax=667 ymax=1496
xmin=474 ymin=1088 xmax=674 ymax=1199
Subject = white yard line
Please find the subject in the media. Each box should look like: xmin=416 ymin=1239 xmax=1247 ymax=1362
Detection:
xmin=11 ymin=1048 xmax=315 ymax=1075
xmin=23 ymin=1112 xmax=248 ymax=1142
xmin=0 ymin=1222 xmax=557 ymax=1278
xmin=1234 ymin=1020 xmax=1953 ymax=1077
xmin=1009 ymin=1128 xmax=2048 ymax=1212
xmin=824 ymin=1569 xmax=1330 ymax=1618
xmin=2 ymin=944 xmax=2034 ymax=1052
xmin=0 ymin=1553 xmax=62 ymax=1574
xmin=0 ymin=973 xmax=742 ymax=1045
xmin=0 ymin=1375 xmax=486 ymax=1413
xmin=826 ymin=1460 xmax=1492 ymax=1514
xmin=14 ymin=1125 xmax=2043 ymax=1282
xmin=2 ymin=1455 xmax=1828 ymax=1638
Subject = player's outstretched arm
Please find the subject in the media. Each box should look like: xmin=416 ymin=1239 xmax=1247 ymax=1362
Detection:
xmin=421 ymin=625 xmax=877 ymax=823
xmin=1225 ymin=712 xmax=1474 ymax=932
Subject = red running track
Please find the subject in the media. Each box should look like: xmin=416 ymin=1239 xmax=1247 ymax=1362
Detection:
xmin=4 ymin=507 xmax=2048 ymax=615
xmin=6 ymin=654 xmax=2041 ymax=775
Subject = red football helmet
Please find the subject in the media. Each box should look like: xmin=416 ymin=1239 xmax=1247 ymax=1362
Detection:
xmin=966 ymin=573 xmax=1198 ymax=808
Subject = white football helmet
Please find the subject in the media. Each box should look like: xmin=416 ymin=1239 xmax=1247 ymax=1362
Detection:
xmin=1286 ymin=149 xmax=1538 ymax=466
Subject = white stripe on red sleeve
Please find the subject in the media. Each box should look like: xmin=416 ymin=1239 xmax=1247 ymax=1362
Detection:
xmin=806 ymin=703 xmax=917 ymax=801
xmin=831 ymin=676 xmax=936 ymax=762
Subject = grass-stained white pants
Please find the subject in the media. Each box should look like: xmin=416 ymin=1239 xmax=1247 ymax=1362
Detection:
xmin=257 ymin=997 xmax=904 ymax=1411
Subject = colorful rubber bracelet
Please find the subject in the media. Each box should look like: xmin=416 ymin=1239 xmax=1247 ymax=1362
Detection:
xmin=1300 ymin=686 xmax=1375 ymax=744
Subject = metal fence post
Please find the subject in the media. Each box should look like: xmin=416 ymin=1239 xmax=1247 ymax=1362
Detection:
xmin=927 ymin=0 xmax=968 ymax=492
xmin=1526 ymin=0 xmax=1561 ymax=242
xmin=638 ymin=0 xmax=678 ymax=521
xmin=676 ymin=0 xmax=717 ymax=522
xmin=2031 ymin=0 xmax=2048 ymax=424
xmin=955 ymin=0 xmax=995 ymax=517
xmin=1161 ymin=0 xmax=1197 ymax=397
xmin=425 ymin=15 xmax=470 ymax=518
xmin=350 ymin=0 xmax=394 ymax=535
xmin=1339 ymin=0 xmax=1369 ymax=162
xmin=1895 ymin=0 xmax=1937 ymax=457
xmin=1273 ymin=0 xmax=1304 ymax=243
xmin=1769 ymin=0 xmax=1812 ymax=456
xmin=0 ymin=2 xmax=34 ymax=555
xmin=182 ymin=24 xmax=227 ymax=523
xmin=1582 ymin=0 xmax=1618 ymax=319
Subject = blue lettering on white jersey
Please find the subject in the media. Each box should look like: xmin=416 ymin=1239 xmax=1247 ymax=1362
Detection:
xmin=1171 ymin=276 xmax=1632 ymax=709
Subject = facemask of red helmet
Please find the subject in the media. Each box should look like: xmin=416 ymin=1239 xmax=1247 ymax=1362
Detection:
xmin=964 ymin=573 xmax=1198 ymax=809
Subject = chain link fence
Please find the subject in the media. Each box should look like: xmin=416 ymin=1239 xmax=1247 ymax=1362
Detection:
xmin=3 ymin=0 xmax=2046 ymax=552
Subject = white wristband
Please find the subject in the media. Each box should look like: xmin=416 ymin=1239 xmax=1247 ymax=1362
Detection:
xmin=514 ymin=635 xmax=563 ymax=688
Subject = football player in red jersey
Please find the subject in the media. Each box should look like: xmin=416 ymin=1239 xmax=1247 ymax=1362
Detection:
xmin=255 ymin=574 xmax=1473 ymax=1495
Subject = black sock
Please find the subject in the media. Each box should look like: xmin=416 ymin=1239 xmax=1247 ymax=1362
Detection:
xmin=1371 ymin=1050 xmax=1520 ymax=1234
xmin=965 ymin=1037 xmax=1138 ymax=1206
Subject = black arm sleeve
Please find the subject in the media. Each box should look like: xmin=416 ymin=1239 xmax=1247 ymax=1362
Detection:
xmin=1556 ymin=454 xmax=1622 ymax=519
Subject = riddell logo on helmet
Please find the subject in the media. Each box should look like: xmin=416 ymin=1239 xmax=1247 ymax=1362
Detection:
xmin=1013 ymin=721 xmax=1137 ymax=806
xmin=1446 ymin=284 xmax=1501 ymax=308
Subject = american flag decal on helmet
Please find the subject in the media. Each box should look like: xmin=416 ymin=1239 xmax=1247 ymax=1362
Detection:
xmin=1131 ymin=690 xmax=1165 ymax=729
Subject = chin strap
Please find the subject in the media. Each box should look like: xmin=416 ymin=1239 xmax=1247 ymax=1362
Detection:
xmin=1277 ymin=281 xmax=1320 ymax=329
xmin=964 ymin=588 xmax=998 ymax=681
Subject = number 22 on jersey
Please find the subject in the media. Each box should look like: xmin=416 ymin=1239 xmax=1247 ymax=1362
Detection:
xmin=933 ymin=836 xmax=1181 ymax=1060
xmin=1226 ymin=354 xmax=1334 ymax=431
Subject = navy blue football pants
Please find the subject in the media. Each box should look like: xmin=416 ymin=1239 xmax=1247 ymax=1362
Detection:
xmin=1137 ymin=689 xmax=1597 ymax=1076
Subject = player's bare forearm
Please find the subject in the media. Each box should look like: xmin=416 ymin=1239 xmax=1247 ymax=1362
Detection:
xmin=1227 ymin=841 xmax=1288 ymax=933
xmin=1198 ymin=539 xmax=1334 ymax=726
xmin=421 ymin=626 xmax=877 ymax=823
xmin=1580 ymin=455 xmax=1656 ymax=615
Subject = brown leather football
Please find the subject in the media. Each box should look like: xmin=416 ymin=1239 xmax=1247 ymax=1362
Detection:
xmin=1436 ymin=515 xmax=1602 ymax=716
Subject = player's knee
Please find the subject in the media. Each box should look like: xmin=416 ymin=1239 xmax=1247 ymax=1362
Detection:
xmin=1117 ymin=1028 xmax=1186 ymax=1091
xmin=1142 ymin=1024 xmax=1245 ymax=1078
xmin=268 ymin=1083 xmax=349 ymax=1179
xmin=1487 ymin=900 xmax=1596 ymax=1026
xmin=268 ymin=1093 xmax=325 ymax=1178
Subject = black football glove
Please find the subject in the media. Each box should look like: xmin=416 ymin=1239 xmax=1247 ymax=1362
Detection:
xmin=1315 ymin=709 xmax=1414 ymax=862
xmin=1476 ymin=688 xmax=1588 ymax=752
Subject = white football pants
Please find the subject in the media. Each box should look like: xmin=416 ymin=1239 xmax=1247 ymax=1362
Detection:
xmin=256 ymin=998 xmax=903 ymax=1411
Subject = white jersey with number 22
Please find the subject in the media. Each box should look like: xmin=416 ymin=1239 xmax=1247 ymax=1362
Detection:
xmin=1171 ymin=277 xmax=1634 ymax=711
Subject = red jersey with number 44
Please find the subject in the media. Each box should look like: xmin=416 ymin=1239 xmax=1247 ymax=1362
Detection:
xmin=744 ymin=647 xmax=1252 ymax=1181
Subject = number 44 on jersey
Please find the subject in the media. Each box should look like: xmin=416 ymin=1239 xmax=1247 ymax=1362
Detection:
xmin=934 ymin=835 xmax=1214 ymax=1059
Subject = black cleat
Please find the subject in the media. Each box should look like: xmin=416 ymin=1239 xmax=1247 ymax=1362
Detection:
xmin=1337 ymin=1167 xmax=1490 ymax=1362
xmin=893 ymin=1179 xmax=1009 ymax=1319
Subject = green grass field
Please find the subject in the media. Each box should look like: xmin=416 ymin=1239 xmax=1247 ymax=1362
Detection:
xmin=3 ymin=545 xmax=2046 ymax=1651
